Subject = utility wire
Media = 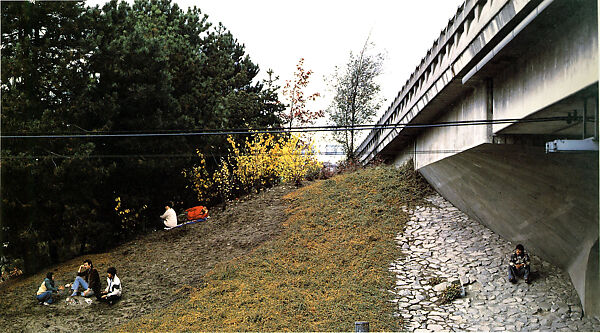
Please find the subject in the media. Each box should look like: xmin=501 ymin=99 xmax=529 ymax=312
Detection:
xmin=0 ymin=116 xmax=578 ymax=160
xmin=0 ymin=151 xmax=348 ymax=160
xmin=0 ymin=148 xmax=548 ymax=160
xmin=0 ymin=116 xmax=571 ymax=139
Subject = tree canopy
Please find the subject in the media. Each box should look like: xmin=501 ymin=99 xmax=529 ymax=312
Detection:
xmin=327 ymin=40 xmax=384 ymax=160
xmin=1 ymin=0 xmax=283 ymax=273
xmin=280 ymin=58 xmax=322 ymax=129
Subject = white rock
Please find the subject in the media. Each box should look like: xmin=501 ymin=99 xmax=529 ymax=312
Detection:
xmin=429 ymin=311 xmax=449 ymax=317
xmin=434 ymin=282 xmax=449 ymax=292
xmin=427 ymin=324 xmax=444 ymax=331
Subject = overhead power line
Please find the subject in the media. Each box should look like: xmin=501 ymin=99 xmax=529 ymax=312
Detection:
xmin=0 ymin=151 xmax=348 ymax=160
xmin=0 ymin=116 xmax=572 ymax=139
xmin=0 ymin=149 xmax=505 ymax=160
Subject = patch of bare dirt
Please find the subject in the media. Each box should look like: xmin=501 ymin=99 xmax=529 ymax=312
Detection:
xmin=0 ymin=185 xmax=296 ymax=333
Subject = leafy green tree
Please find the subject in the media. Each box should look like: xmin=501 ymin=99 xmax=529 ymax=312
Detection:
xmin=327 ymin=40 xmax=384 ymax=160
xmin=1 ymin=0 xmax=283 ymax=273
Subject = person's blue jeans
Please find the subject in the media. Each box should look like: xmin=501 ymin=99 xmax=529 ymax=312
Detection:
xmin=36 ymin=291 xmax=53 ymax=304
xmin=72 ymin=276 xmax=88 ymax=292
xmin=508 ymin=264 xmax=530 ymax=281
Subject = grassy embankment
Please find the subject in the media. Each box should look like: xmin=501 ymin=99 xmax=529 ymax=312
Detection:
xmin=118 ymin=164 xmax=433 ymax=332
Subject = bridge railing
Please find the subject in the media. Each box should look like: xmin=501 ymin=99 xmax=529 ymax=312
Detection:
xmin=355 ymin=0 xmax=543 ymax=164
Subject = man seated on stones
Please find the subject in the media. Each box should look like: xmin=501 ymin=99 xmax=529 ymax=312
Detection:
xmin=508 ymin=244 xmax=531 ymax=284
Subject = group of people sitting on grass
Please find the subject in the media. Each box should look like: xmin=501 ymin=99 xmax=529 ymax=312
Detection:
xmin=35 ymin=259 xmax=122 ymax=306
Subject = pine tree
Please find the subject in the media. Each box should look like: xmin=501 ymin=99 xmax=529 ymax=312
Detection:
xmin=0 ymin=0 xmax=284 ymax=273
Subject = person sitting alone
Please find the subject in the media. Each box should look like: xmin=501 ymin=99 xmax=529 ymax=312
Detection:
xmin=99 ymin=267 xmax=122 ymax=305
xmin=68 ymin=259 xmax=101 ymax=298
xmin=508 ymin=244 xmax=531 ymax=284
xmin=36 ymin=272 xmax=64 ymax=305
xmin=160 ymin=203 xmax=177 ymax=229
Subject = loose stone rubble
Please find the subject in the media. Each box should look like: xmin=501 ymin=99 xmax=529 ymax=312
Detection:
xmin=390 ymin=194 xmax=600 ymax=332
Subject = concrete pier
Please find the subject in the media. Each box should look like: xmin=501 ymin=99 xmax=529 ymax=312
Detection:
xmin=419 ymin=144 xmax=599 ymax=315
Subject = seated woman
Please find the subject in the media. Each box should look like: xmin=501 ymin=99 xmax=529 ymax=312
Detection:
xmin=160 ymin=204 xmax=178 ymax=229
xmin=35 ymin=272 xmax=63 ymax=305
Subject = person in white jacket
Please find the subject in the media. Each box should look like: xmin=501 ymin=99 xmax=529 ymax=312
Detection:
xmin=160 ymin=204 xmax=177 ymax=229
xmin=100 ymin=267 xmax=122 ymax=305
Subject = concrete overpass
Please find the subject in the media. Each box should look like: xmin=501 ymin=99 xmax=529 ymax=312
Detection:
xmin=356 ymin=0 xmax=599 ymax=316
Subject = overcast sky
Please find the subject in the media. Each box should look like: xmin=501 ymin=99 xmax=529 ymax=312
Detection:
xmin=86 ymin=0 xmax=465 ymax=160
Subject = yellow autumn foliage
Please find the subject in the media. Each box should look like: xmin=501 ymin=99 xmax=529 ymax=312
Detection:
xmin=113 ymin=196 xmax=147 ymax=230
xmin=186 ymin=133 xmax=322 ymax=203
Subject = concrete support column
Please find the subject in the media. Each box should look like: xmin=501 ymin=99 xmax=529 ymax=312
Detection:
xmin=486 ymin=79 xmax=494 ymax=143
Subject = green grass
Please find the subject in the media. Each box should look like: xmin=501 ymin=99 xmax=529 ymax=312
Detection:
xmin=117 ymin=163 xmax=433 ymax=332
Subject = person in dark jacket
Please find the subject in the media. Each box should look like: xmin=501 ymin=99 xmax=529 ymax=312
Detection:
xmin=508 ymin=244 xmax=531 ymax=283
xmin=68 ymin=259 xmax=101 ymax=298
xmin=35 ymin=272 xmax=63 ymax=305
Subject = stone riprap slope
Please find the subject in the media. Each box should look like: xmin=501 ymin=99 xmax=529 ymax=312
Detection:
xmin=390 ymin=194 xmax=600 ymax=332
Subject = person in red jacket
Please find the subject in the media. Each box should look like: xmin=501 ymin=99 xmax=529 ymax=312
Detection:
xmin=185 ymin=206 xmax=208 ymax=220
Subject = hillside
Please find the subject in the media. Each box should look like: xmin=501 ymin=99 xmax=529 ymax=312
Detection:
xmin=0 ymin=165 xmax=432 ymax=332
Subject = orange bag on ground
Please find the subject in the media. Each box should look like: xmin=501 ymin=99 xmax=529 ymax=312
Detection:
xmin=185 ymin=206 xmax=208 ymax=220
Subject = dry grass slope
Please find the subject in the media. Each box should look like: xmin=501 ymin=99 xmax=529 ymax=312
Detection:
xmin=117 ymin=163 xmax=433 ymax=332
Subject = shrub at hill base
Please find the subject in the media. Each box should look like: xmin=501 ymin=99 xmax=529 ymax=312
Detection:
xmin=119 ymin=162 xmax=434 ymax=332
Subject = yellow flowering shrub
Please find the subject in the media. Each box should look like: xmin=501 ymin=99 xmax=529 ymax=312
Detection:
xmin=228 ymin=133 xmax=279 ymax=192
xmin=212 ymin=158 xmax=235 ymax=202
xmin=184 ymin=151 xmax=214 ymax=203
xmin=114 ymin=196 xmax=147 ymax=231
xmin=186 ymin=133 xmax=322 ymax=204
xmin=275 ymin=134 xmax=321 ymax=184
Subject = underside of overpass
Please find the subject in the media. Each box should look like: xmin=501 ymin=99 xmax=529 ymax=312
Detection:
xmin=412 ymin=0 xmax=599 ymax=315
xmin=356 ymin=0 xmax=599 ymax=317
